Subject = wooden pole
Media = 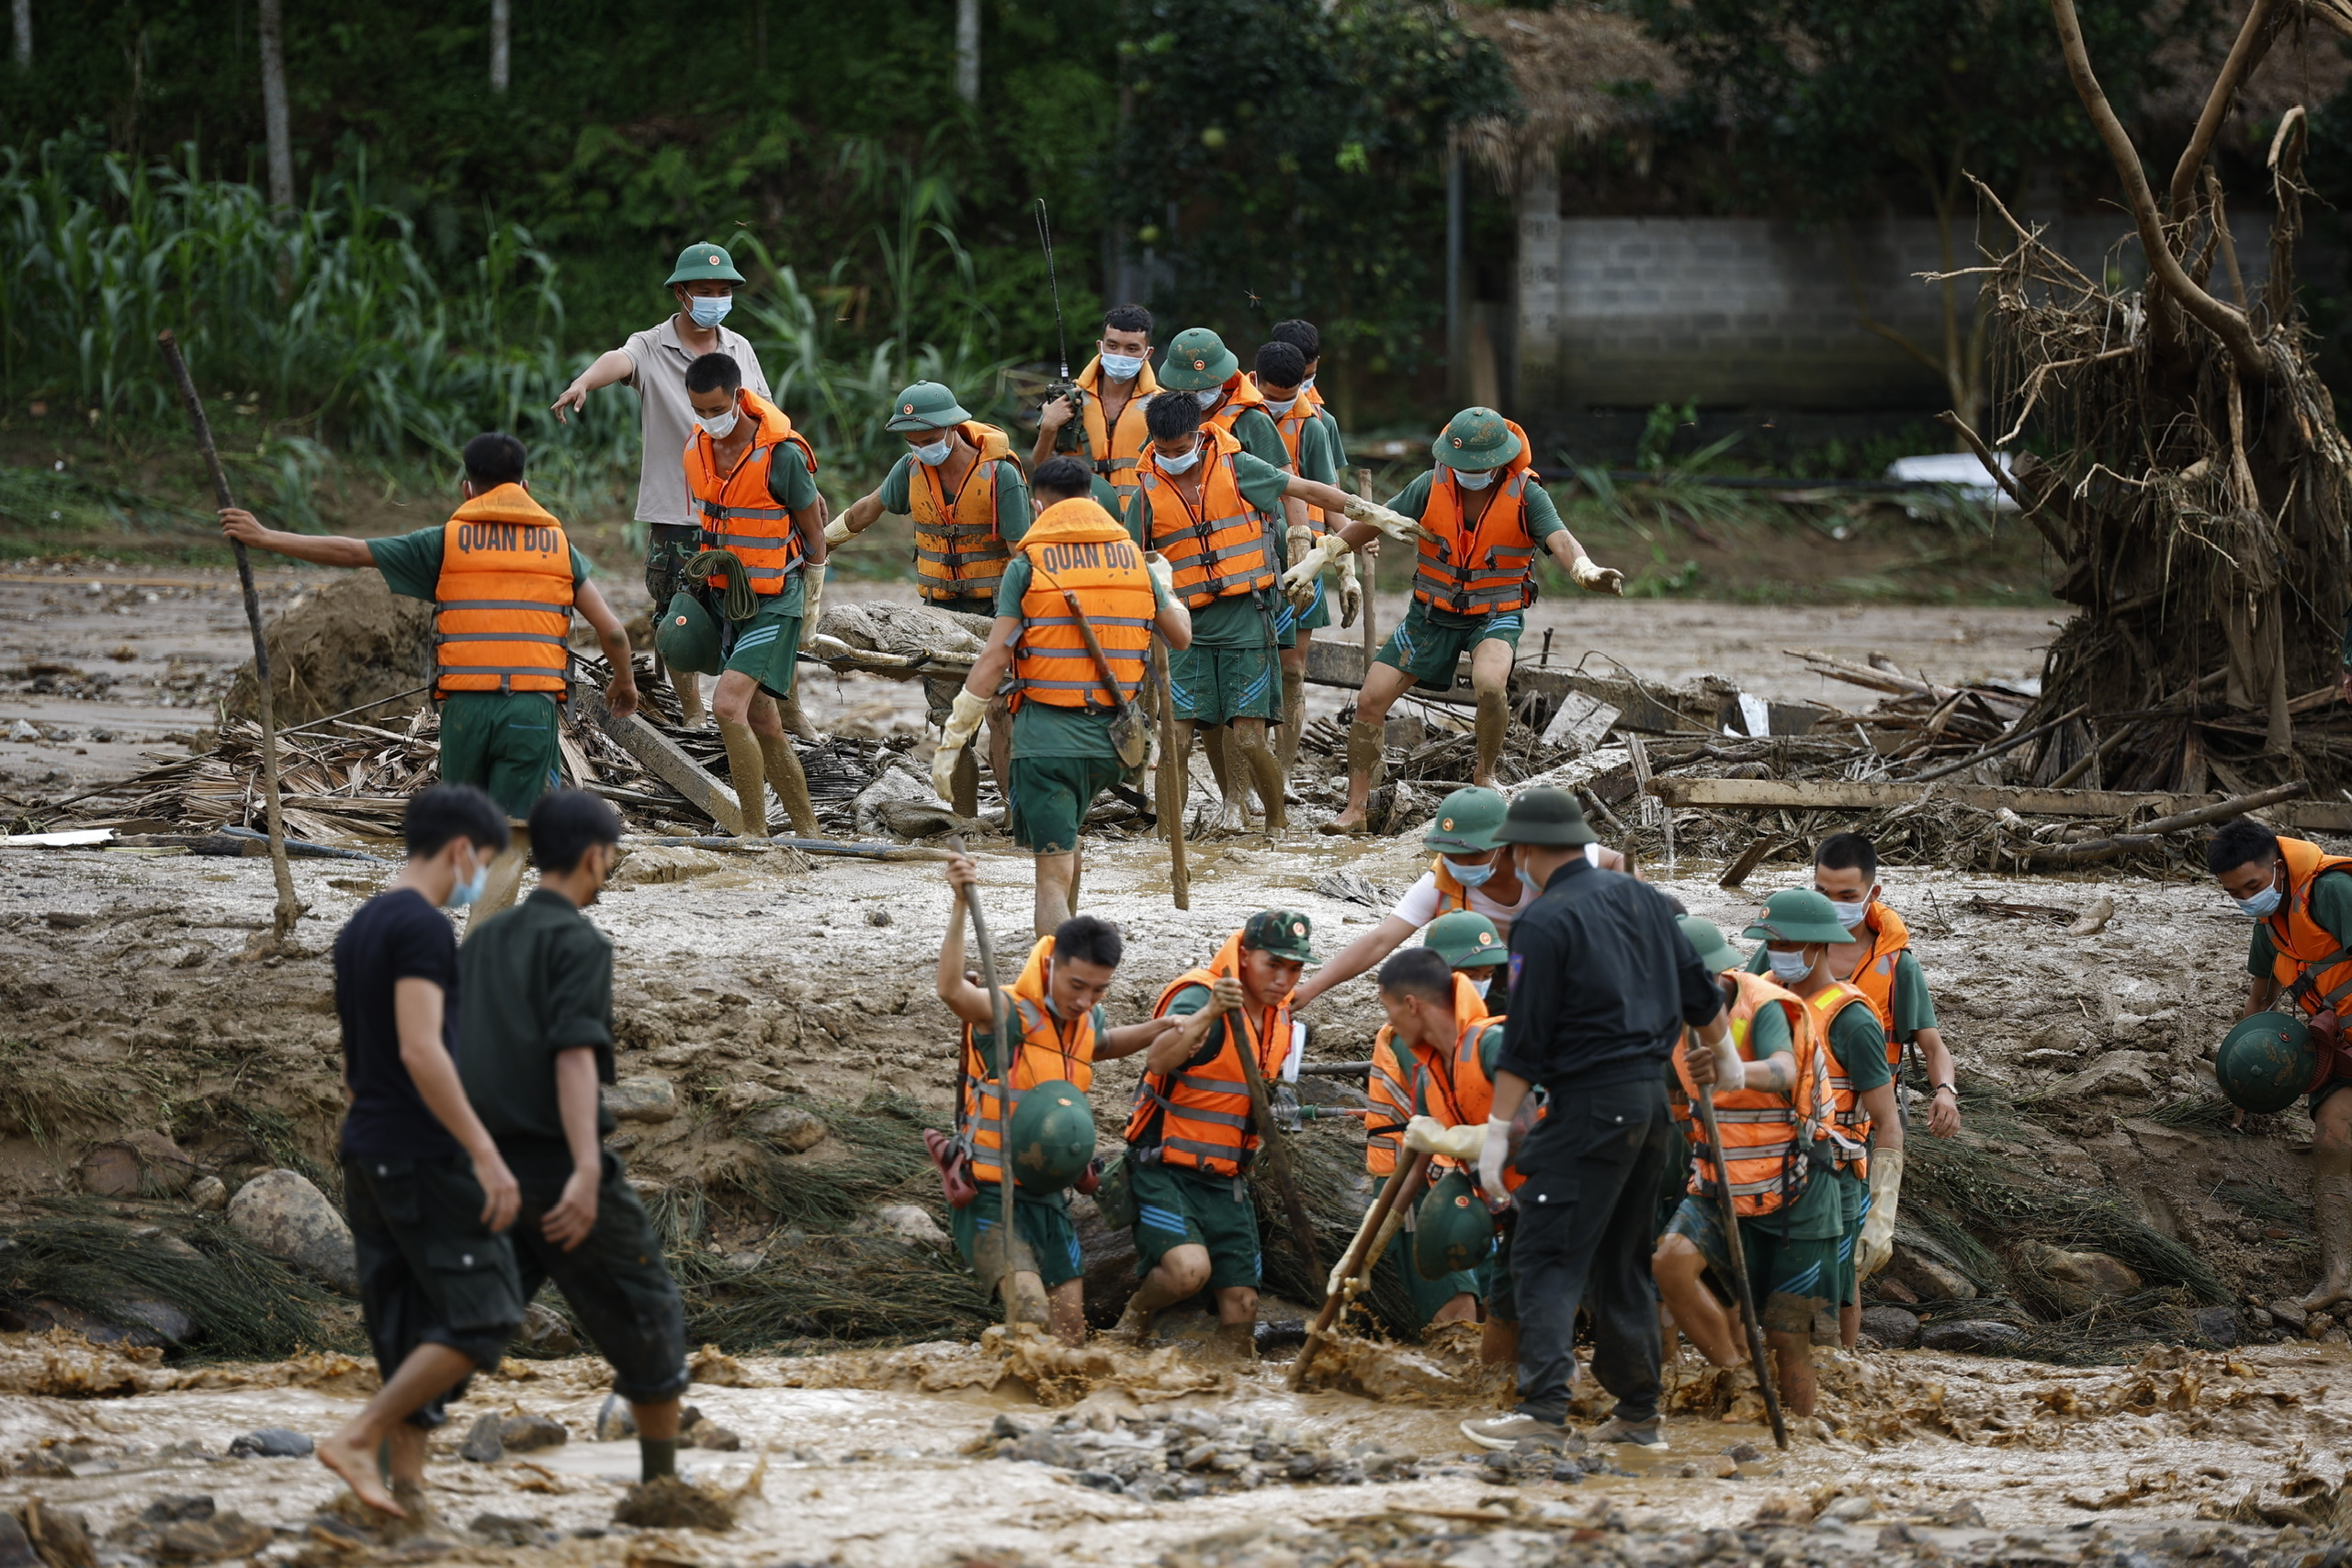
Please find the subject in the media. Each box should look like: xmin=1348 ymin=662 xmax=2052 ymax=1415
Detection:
xmin=158 ymin=331 xmax=301 ymax=952
xmin=1231 ymin=1008 xmax=1321 ymax=1295
xmin=946 ymin=834 xmax=1020 ymax=1325
xmin=1291 ymin=1150 xmax=1430 ymax=1388
xmin=1694 ymin=1081 xmax=1789 ymax=1450
xmin=1151 ymin=638 xmax=1188 ymax=909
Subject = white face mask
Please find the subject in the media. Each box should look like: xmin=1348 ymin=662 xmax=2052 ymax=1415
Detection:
xmin=1156 ymin=442 xmax=1204 ymax=476
xmin=1441 ymin=855 xmax=1496 ymax=888
xmin=1468 ymin=975 xmax=1493 ymax=999
xmin=1193 ymin=389 xmax=1223 ymax=409
xmin=1832 ymin=896 xmax=1871 ymax=929
xmin=1100 ymin=351 xmax=1146 ymax=379
xmin=1262 ymin=395 xmax=1298 ymax=415
xmin=695 ymin=408 xmax=739 ymax=439
xmin=1301 ymin=374 xmax=1317 ymax=391
xmin=1449 ymin=466 xmax=1496 ymax=491
xmin=910 ymin=436 xmax=953 ymax=467
xmin=447 ymin=850 xmax=491 ymax=908
xmin=1766 ymin=948 xmax=1814 ymax=984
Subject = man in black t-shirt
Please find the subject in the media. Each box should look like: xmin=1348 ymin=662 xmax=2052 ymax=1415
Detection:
xmin=322 ymin=785 xmax=526 ymax=1519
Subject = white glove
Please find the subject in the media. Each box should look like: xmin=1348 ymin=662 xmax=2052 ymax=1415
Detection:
xmin=1284 ymin=524 xmax=1315 ymax=570
xmin=1341 ymin=494 xmax=1432 ymax=545
xmin=1144 ymin=550 xmax=1175 ymax=601
xmin=1570 ymin=554 xmax=1624 ymax=595
xmin=1335 ymin=549 xmax=1362 ymax=628
xmin=1476 ymin=1114 xmax=1512 ymax=1204
xmin=1328 ymin=1202 xmax=1383 ymax=1299
xmin=1279 ymin=533 xmax=1350 ymax=609
xmin=797 ymin=562 xmax=827 ymax=650
xmin=1857 ymin=1145 xmax=1904 ymax=1280
xmin=931 ymin=688 xmax=989 ymax=802
xmin=1403 ymin=1114 xmax=1487 ymax=1163
xmin=823 ymin=518 xmax=855 ymax=548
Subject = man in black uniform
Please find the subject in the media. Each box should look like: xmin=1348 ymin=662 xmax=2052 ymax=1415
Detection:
xmin=1460 ymin=788 xmax=1728 ymax=1453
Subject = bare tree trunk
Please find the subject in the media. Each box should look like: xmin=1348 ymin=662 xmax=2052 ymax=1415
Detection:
xmin=11 ymin=0 xmax=29 ymax=68
xmin=258 ymin=0 xmax=293 ymax=208
xmin=489 ymin=0 xmax=510 ymax=92
xmin=955 ymin=0 xmax=979 ymax=105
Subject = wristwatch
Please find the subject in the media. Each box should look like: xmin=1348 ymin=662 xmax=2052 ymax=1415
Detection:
xmin=1932 ymin=1082 xmax=1958 ymax=1098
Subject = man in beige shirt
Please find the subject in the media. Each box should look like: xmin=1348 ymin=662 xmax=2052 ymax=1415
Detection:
xmin=551 ymin=243 xmax=770 ymax=728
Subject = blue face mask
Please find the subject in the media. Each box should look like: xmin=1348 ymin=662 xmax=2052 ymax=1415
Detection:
xmin=1766 ymin=948 xmax=1814 ymax=984
xmin=1301 ymin=374 xmax=1317 ymax=391
xmin=1100 ymin=352 xmax=1146 ymax=380
xmin=687 ymin=294 xmax=732 ymax=328
xmin=910 ymin=436 xmax=953 ymax=467
xmin=1193 ymin=389 xmax=1223 ymax=409
xmin=1468 ymin=974 xmax=1494 ymax=999
xmin=2237 ymin=882 xmax=2284 ymax=919
xmin=1449 ymin=466 xmax=1496 ymax=491
xmin=447 ymin=854 xmax=491 ymax=909
xmin=1442 ymin=855 xmax=1496 ymax=887
xmin=1156 ymin=442 xmax=1203 ymax=475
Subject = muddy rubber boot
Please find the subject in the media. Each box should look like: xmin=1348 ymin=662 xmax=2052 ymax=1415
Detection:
xmin=757 ymin=731 xmax=820 ymax=838
xmin=1320 ymin=720 xmax=1385 ymax=836
xmin=1202 ymin=728 xmax=1248 ymax=834
xmin=776 ymin=686 xmax=819 ymax=741
xmin=1278 ymin=665 xmax=1306 ymax=775
xmin=951 ymin=746 xmax=981 ymax=819
xmin=1237 ymin=729 xmax=1287 ymax=832
xmin=675 ymin=671 xmax=707 ymax=730
xmin=717 ymin=719 xmax=765 ymax=837
xmin=2301 ymin=1143 xmax=2352 ymax=1312
xmin=1475 ymin=688 xmax=1509 ymax=786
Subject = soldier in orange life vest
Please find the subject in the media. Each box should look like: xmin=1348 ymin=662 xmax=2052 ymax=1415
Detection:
xmin=679 ymin=354 xmax=827 ymax=840
xmin=831 ymin=381 xmax=1035 ymax=817
xmin=1282 ymin=409 xmax=1625 ymax=836
xmin=2212 ymin=818 xmax=2352 ymax=1310
xmin=932 ymin=457 xmax=1193 ymax=940
xmin=1030 ymin=304 xmax=1159 ymax=500
xmin=1745 ymin=888 xmax=1901 ymax=1350
xmin=1657 ymin=917 xmax=1854 ymax=1418
xmin=220 ymin=433 xmax=638 ymax=917
xmin=1116 ymin=910 xmax=1317 ymax=1354
xmin=1249 ymin=339 xmax=1359 ymax=777
xmin=933 ymin=854 xmax=1175 ymax=1342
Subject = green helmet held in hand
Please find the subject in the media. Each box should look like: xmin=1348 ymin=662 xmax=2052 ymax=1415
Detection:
xmin=654 ymin=592 xmax=723 ymax=676
xmin=1414 ymin=1170 xmax=1496 ymax=1280
xmin=1004 ymin=1079 xmax=1098 ymax=1193
xmin=2217 ymin=1010 xmax=2319 ymax=1114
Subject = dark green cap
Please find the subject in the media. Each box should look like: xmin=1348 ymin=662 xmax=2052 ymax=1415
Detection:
xmin=653 ymin=591 xmax=722 ymax=676
xmin=1433 ymin=407 xmax=1522 ymax=472
xmin=1240 ymin=908 xmax=1315 ymax=963
xmin=886 ymin=380 xmax=972 ymax=433
xmin=665 ymin=242 xmax=745 ymax=286
xmin=1678 ymin=917 xmax=1746 ymax=976
xmin=1423 ymin=785 xmax=1508 ymax=854
xmin=1414 ymin=1170 xmax=1497 ymax=1280
xmin=1492 ymin=786 xmax=1597 ymax=848
xmin=1424 ymin=911 xmax=1504 ymax=970
xmin=1742 ymin=888 xmax=1851 ymax=947
xmin=1005 ymin=1078 xmax=1097 ymax=1193
xmin=2217 ymin=1010 xmax=2317 ymax=1114
xmin=1157 ymin=327 xmax=1238 ymax=392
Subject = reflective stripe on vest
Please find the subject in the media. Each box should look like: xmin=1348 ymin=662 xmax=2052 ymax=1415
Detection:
xmin=1137 ymin=428 xmax=1276 ymax=608
xmin=1011 ymin=500 xmax=1156 ymax=711
xmin=1414 ymin=465 xmax=1539 ymax=616
xmin=1365 ymin=1031 xmax=1416 ymax=1178
xmin=910 ymin=423 xmax=1016 ymax=604
xmin=960 ymin=939 xmax=1097 ymax=1187
xmin=2266 ymin=838 xmax=2352 ymax=1018
xmin=1125 ymin=931 xmax=1292 ymax=1179
xmin=1671 ymin=972 xmax=1845 ymax=1216
xmin=1078 ymin=356 xmax=1159 ymax=496
xmin=432 ymin=488 xmax=574 ymax=697
xmin=1808 ymin=980 xmax=1875 ymax=1174
xmin=1838 ymin=900 xmax=1913 ymax=1066
xmin=685 ymin=390 xmax=814 ymax=594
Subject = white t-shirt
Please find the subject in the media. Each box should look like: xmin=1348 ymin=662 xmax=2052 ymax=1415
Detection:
xmin=1386 ymin=844 xmax=1601 ymax=931
xmin=619 ymin=318 xmax=771 ymax=527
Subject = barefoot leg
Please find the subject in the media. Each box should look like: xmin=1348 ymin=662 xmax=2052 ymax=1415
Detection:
xmin=318 ymin=1343 xmax=475 ymax=1517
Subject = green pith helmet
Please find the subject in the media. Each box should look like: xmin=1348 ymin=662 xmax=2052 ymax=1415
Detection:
xmin=1240 ymin=908 xmax=1315 ymax=963
xmin=1424 ymin=786 xmax=1508 ymax=854
xmin=1679 ymin=917 xmax=1746 ymax=976
xmin=654 ymin=592 xmax=722 ymax=676
xmin=1743 ymin=888 xmax=1851 ymax=947
xmin=1492 ymin=786 xmax=1597 ymax=848
xmin=1005 ymin=1079 xmax=1097 ymax=1193
xmin=1433 ymin=407 xmax=1523 ymax=472
xmin=1156 ymin=328 xmax=1238 ymax=392
xmin=885 ymin=381 xmax=972 ymax=433
xmin=665 ymin=243 xmax=745 ymax=286
xmin=2217 ymin=1011 xmax=2319 ymax=1114
xmin=1425 ymin=911 xmax=1504 ymax=971
xmin=1415 ymin=1170 xmax=1496 ymax=1280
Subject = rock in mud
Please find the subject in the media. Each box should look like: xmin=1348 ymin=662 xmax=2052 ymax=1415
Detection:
xmin=137 ymin=1499 xmax=214 ymax=1526
xmin=226 ymin=1427 xmax=312 ymax=1459
xmin=226 ymin=1169 xmax=356 ymax=1294
xmin=186 ymin=1176 xmax=226 ymax=1213
xmin=1859 ymin=1305 xmax=1920 ymax=1348
xmin=603 ymin=1077 xmax=677 ymax=1123
xmin=2025 ymin=1242 xmax=2143 ymax=1295
xmin=679 ymin=1409 xmax=741 ymax=1451
xmin=153 ymin=1513 xmax=270 ymax=1561
xmin=2194 ymin=1305 xmax=2242 ymax=1347
xmin=2269 ymin=1298 xmax=2310 ymax=1332
xmin=469 ymin=1515 xmax=551 ymax=1548
xmin=1917 ymin=1319 xmax=2025 ymax=1353
xmin=458 ymin=1415 xmax=504 ymax=1463
xmin=499 ymin=1414 xmax=567 ymax=1452
xmin=2057 ymin=1049 xmax=2158 ymax=1099
xmin=594 ymin=1393 xmax=638 ymax=1441
xmin=1884 ymin=1245 xmax=1977 ymax=1302
xmin=871 ymin=1203 xmax=946 ymax=1247
xmin=739 ymin=1102 xmax=826 ymax=1151
xmin=19 ymin=1499 xmax=96 ymax=1568
xmin=0 ymin=1512 xmax=38 ymax=1568
xmin=516 ymin=1302 xmax=577 ymax=1355
xmin=612 ymin=1476 xmax=734 ymax=1531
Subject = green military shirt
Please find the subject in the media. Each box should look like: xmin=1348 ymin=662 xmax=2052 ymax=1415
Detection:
xmin=1744 ymin=941 xmax=1939 ymax=1043
xmin=2250 ymin=869 xmax=2352 ymax=978
xmin=1226 ymin=406 xmax=1289 ymax=470
xmin=368 ymin=528 xmax=594 ymax=601
xmin=1294 ymin=417 xmax=1339 ymax=489
xmin=1826 ymin=1001 xmax=1893 ymax=1095
xmin=1380 ymin=468 xmax=1566 ymax=631
xmin=1316 ymin=403 xmax=1348 ymax=474
xmin=992 ymin=558 xmax=1175 ymax=760
xmin=455 ymin=888 xmax=616 ymax=1176
xmin=877 ymin=450 xmax=1034 ymax=547
xmin=1119 ymin=450 xmax=1293 ymax=649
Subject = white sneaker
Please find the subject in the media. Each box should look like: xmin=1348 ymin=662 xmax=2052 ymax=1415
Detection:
xmin=1459 ymin=1414 xmax=1571 ymax=1450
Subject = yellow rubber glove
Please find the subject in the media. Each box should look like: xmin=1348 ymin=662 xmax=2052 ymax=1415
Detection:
xmin=1857 ymin=1145 xmax=1904 ymax=1279
xmin=1570 ymin=554 xmax=1625 ymax=595
xmin=823 ymin=517 xmax=856 ymax=548
xmin=1403 ymin=1114 xmax=1487 ymax=1163
xmin=931 ymin=688 xmax=989 ymax=803
xmin=797 ymin=562 xmax=827 ymax=650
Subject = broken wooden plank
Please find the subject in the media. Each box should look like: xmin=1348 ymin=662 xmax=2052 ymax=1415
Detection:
xmin=1645 ymin=774 xmax=2352 ymax=830
xmin=628 ymin=834 xmax=954 ymax=863
xmin=1300 ymin=639 xmax=1722 ymax=733
xmin=571 ymin=686 xmax=734 ymax=825
xmin=2028 ymin=782 xmax=2310 ymax=863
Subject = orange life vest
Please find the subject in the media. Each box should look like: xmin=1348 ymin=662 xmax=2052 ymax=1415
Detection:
xmin=1135 ymin=425 xmax=1277 ymax=609
xmin=1203 ymin=373 xmax=1270 ymax=440
xmin=1126 ymin=931 xmax=1293 ymax=1178
xmin=1806 ymin=979 xmax=1877 ymax=1173
xmin=1364 ymin=974 xmax=1488 ymax=1178
xmin=1010 ymin=498 xmax=1154 ymax=713
xmin=960 ymin=936 xmax=1098 ymax=1188
xmin=1671 ymin=972 xmax=1842 ymax=1217
xmin=431 ymin=485 xmax=574 ymax=698
xmin=1413 ymin=420 xmax=1540 ymax=617
xmin=910 ymin=423 xmax=1020 ymax=604
xmin=1248 ymin=371 xmax=1325 ymax=525
xmin=2264 ymin=837 xmax=2352 ymax=1018
xmin=684 ymin=389 xmax=815 ymax=596
xmin=1436 ymin=1012 xmax=1532 ymax=1195
xmin=1832 ymin=900 xmax=1914 ymax=1067
xmin=1075 ymin=355 xmax=1160 ymax=497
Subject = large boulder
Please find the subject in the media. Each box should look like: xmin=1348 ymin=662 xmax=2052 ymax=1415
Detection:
xmin=75 ymin=1132 xmax=196 ymax=1199
xmin=1917 ymin=1319 xmax=2025 ymax=1354
xmin=226 ymin=1170 xmax=356 ymax=1295
xmin=738 ymin=1102 xmax=826 ymax=1153
xmin=604 ymin=1077 xmax=678 ymax=1123
xmin=2023 ymin=1242 xmax=2142 ymax=1296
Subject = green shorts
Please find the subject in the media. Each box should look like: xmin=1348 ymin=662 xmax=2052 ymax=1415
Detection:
xmin=722 ymin=595 xmax=801 ymax=699
xmin=1008 ymin=753 xmax=1126 ymax=855
xmin=1372 ymin=1173 xmax=1479 ymax=1331
xmin=1374 ymin=601 xmax=1525 ymax=690
xmin=1168 ymin=643 xmax=1279 ymax=725
xmin=437 ymin=691 xmax=562 ymax=818
xmin=1129 ymin=1157 xmax=1261 ymax=1291
xmin=1667 ymin=1194 xmax=1841 ymax=1341
xmin=950 ymin=1185 xmax=1085 ymax=1290
xmin=923 ymin=593 xmax=1000 ymax=620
